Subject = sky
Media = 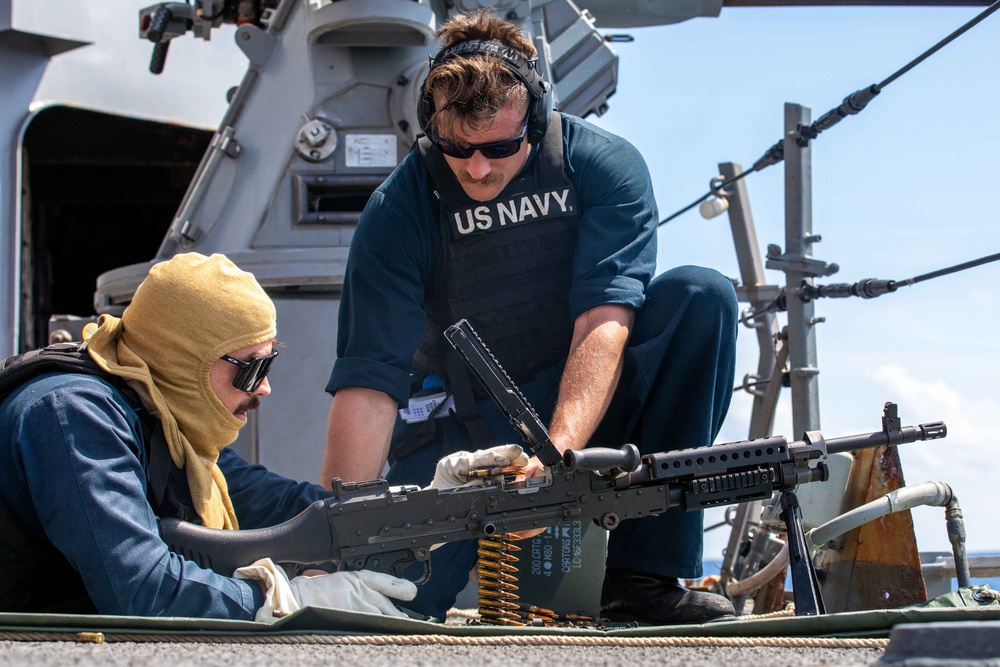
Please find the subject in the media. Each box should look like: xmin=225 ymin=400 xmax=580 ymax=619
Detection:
xmin=33 ymin=2 xmax=1000 ymax=561
xmin=587 ymin=5 xmax=1000 ymax=561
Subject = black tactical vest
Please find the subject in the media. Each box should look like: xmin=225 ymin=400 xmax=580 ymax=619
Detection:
xmin=0 ymin=342 xmax=183 ymax=613
xmin=412 ymin=112 xmax=579 ymax=383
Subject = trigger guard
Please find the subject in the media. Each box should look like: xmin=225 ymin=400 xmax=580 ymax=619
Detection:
xmin=399 ymin=559 xmax=431 ymax=585
xmin=351 ymin=549 xmax=431 ymax=585
xmin=385 ymin=550 xmax=431 ymax=586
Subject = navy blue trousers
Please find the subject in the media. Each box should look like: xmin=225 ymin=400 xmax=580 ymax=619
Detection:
xmin=386 ymin=265 xmax=738 ymax=619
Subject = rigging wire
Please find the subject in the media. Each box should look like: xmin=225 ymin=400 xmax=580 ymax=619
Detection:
xmin=878 ymin=1 xmax=999 ymax=89
xmin=739 ymin=250 xmax=1000 ymax=327
xmin=733 ymin=250 xmax=1000 ymax=393
xmin=659 ymin=0 xmax=1000 ymax=226
xmin=897 ymin=250 xmax=1000 ymax=287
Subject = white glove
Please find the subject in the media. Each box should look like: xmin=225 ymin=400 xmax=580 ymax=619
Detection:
xmin=427 ymin=444 xmax=529 ymax=489
xmin=234 ymin=558 xmax=417 ymax=622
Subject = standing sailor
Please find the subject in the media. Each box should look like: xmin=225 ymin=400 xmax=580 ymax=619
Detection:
xmin=321 ymin=9 xmax=739 ymax=624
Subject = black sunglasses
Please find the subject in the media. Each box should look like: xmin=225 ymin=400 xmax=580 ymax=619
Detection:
xmin=431 ymin=123 xmax=528 ymax=160
xmin=220 ymin=349 xmax=279 ymax=393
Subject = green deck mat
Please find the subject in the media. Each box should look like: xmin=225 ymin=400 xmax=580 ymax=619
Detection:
xmin=0 ymin=587 xmax=994 ymax=641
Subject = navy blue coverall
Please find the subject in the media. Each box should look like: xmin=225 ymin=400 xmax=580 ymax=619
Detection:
xmin=328 ymin=113 xmax=739 ymax=619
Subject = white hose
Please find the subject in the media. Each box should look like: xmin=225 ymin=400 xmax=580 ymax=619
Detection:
xmin=724 ymin=481 xmax=954 ymax=598
xmin=806 ymin=481 xmax=953 ymax=551
xmin=726 ymin=542 xmax=789 ymax=597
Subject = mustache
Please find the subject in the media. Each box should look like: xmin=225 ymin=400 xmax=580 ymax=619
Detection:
xmin=235 ymin=395 xmax=262 ymax=415
xmin=458 ymin=171 xmax=506 ymax=187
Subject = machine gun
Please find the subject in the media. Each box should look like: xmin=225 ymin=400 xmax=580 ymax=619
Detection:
xmin=160 ymin=320 xmax=946 ymax=616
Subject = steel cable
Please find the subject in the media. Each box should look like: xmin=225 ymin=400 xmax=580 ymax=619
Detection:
xmin=659 ymin=0 xmax=1000 ymax=226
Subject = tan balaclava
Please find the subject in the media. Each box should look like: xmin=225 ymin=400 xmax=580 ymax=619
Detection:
xmin=87 ymin=253 xmax=277 ymax=529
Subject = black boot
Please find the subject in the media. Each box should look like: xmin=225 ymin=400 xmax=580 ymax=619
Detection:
xmin=601 ymin=567 xmax=735 ymax=625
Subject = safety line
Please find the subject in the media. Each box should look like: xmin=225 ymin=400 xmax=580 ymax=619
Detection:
xmin=658 ymin=0 xmax=1000 ymax=226
xmin=0 ymin=630 xmax=890 ymax=649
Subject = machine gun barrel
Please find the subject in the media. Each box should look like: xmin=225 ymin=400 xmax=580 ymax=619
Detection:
xmin=826 ymin=421 xmax=946 ymax=454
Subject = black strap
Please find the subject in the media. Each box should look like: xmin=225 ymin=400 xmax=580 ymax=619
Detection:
xmin=417 ymin=135 xmax=469 ymax=204
xmin=392 ymin=352 xmax=494 ymax=460
xmin=147 ymin=423 xmax=172 ymax=514
xmin=0 ymin=492 xmax=94 ymax=612
xmin=0 ymin=499 xmax=53 ymax=610
xmin=446 ymin=349 xmax=493 ymax=449
xmin=389 ymin=410 xmax=445 ymax=464
xmin=0 ymin=498 xmax=47 ymax=564
xmin=537 ymin=111 xmax=564 ymax=189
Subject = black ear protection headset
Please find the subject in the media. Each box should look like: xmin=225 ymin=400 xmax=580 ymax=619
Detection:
xmin=417 ymin=39 xmax=553 ymax=146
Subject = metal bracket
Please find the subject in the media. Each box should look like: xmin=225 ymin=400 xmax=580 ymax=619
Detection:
xmin=176 ymin=219 xmax=199 ymax=243
xmin=765 ymin=252 xmax=839 ymax=278
xmin=218 ymin=131 xmax=241 ymax=158
xmin=235 ymin=23 xmax=277 ymax=66
xmin=734 ymin=284 xmax=783 ymax=309
xmin=166 ymin=125 xmax=238 ymax=245
xmin=780 ymin=491 xmax=827 ymax=616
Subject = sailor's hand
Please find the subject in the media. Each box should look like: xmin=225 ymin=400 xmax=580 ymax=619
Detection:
xmin=427 ymin=444 xmax=528 ymax=489
xmin=234 ymin=558 xmax=417 ymax=622
xmin=501 ymin=454 xmax=550 ymax=540
xmin=521 ymin=455 xmax=547 ymax=480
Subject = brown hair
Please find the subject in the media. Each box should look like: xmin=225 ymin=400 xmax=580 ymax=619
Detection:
xmin=426 ymin=9 xmax=537 ymax=137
